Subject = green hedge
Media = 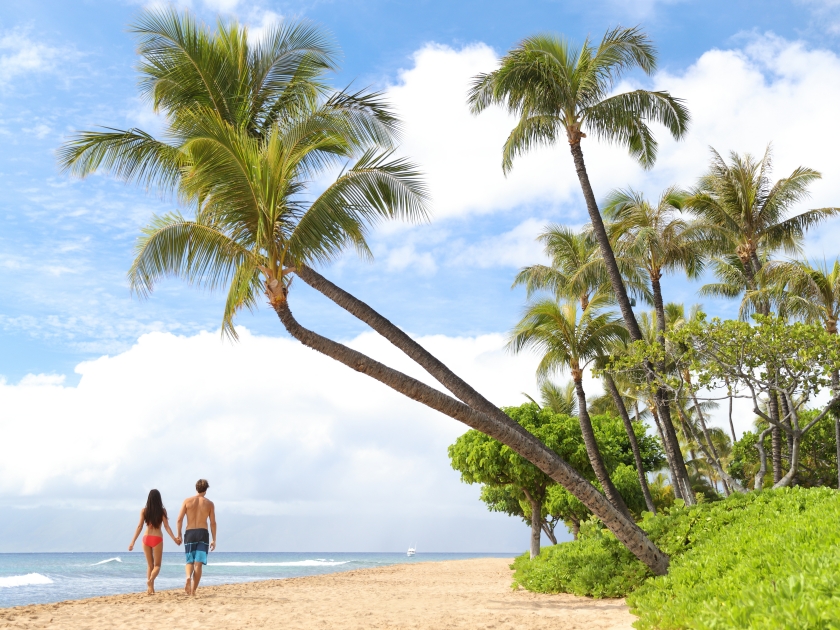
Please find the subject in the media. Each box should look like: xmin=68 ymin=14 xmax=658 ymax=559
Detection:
xmin=511 ymin=487 xmax=840 ymax=629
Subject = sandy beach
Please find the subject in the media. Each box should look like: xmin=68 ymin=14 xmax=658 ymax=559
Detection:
xmin=0 ymin=558 xmax=634 ymax=629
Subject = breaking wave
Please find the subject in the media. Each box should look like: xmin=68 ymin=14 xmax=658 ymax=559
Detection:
xmin=0 ymin=573 xmax=53 ymax=588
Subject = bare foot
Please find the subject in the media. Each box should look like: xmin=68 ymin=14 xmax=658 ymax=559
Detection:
xmin=184 ymin=578 xmax=192 ymax=596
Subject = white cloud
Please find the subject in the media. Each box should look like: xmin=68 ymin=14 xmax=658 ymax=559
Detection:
xmin=0 ymin=326 xmax=555 ymax=549
xmin=380 ymin=34 xmax=840 ymax=265
xmin=0 ymin=29 xmax=65 ymax=85
xmin=448 ymin=218 xmax=549 ymax=269
xmin=384 ymin=43 xmax=585 ymax=221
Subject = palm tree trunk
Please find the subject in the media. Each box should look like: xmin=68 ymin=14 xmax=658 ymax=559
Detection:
xmin=572 ymin=377 xmax=633 ymax=520
xmin=649 ymin=404 xmax=683 ymax=500
xmin=296 ymin=265 xmax=534 ymax=442
xmin=569 ymin=142 xmax=642 ymax=340
xmin=569 ymin=142 xmax=694 ymax=505
xmin=604 ymin=374 xmax=656 ymax=514
xmin=273 ymin=296 xmax=669 ymax=575
xmin=650 ymin=275 xmax=695 ymax=505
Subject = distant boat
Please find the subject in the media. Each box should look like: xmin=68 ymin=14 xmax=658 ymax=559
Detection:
xmin=407 ymin=545 xmax=416 ymax=557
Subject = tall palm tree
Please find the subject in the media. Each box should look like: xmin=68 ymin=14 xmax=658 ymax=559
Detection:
xmin=513 ymin=225 xmax=648 ymax=310
xmin=687 ymin=146 xmax=838 ymax=294
xmin=603 ymin=187 xmax=704 ymax=499
xmin=764 ymin=258 xmax=840 ymax=486
xmin=469 ymin=27 xmax=694 ymax=498
xmin=468 ymin=27 xmax=689 ymax=343
xmin=604 ymin=187 xmax=703 ymax=336
xmin=58 ymin=9 xmax=669 ymax=573
xmin=687 ymin=145 xmax=839 ymax=483
xmin=509 ymin=293 xmax=633 ymax=519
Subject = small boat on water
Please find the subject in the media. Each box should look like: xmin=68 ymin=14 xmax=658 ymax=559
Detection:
xmin=407 ymin=545 xmax=416 ymax=557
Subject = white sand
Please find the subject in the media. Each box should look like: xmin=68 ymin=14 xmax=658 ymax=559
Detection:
xmin=0 ymin=558 xmax=635 ymax=629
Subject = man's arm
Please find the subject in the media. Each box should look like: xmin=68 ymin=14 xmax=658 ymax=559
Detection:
xmin=209 ymin=500 xmax=217 ymax=551
xmin=176 ymin=500 xmax=187 ymax=540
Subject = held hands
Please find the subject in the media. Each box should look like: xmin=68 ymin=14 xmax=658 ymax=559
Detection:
xmin=176 ymin=537 xmax=183 ymax=546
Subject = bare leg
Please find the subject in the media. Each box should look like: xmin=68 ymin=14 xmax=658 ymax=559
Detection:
xmin=142 ymin=544 xmax=154 ymax=595
xmin=191 ymin=563 xmax=203 ymax=596
xmin=148 ymin=543 xmax=163 ymax=594
xmin=184 ymin=563 xmax=194 ymax=595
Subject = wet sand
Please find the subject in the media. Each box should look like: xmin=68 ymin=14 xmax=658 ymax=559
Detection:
xmin=0 ymin=557 xmax=635 ymax=629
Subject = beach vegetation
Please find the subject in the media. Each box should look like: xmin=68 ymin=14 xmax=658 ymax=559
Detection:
xmin=448 ymin=403 xmax=664 ymax=555
xmin=513 ymin=487 xmax=840 ymax=629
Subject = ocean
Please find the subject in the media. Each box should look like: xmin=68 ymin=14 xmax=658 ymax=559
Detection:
xmin=0 ymin=551 xmax=517 ymax=609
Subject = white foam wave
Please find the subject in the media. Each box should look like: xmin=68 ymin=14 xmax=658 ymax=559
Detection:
xmin=91 ymin=557 xmax=122 ymax=565
xmin=209 ymin=560 xmax=350 ymax=567
xmin=0 ymin=573 xmax=53 ymax=588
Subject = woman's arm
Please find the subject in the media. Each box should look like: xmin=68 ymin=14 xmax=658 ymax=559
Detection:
xmin=128 ymin=509 xmax=145 ymax=551
xmin=162 ymin=516 xmax=179 ymax=544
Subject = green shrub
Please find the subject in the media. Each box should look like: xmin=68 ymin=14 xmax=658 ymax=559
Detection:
xmin=629 ymin=487 xmax=840 ymax=629
xmin=512 ymin=487 xmax=840 ymax=629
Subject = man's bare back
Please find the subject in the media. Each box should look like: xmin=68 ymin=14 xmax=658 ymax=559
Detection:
xmin=182 ymin=495 xmax=215 ymax=531
xmin=176 ymin=479 xmax=217 ymax=596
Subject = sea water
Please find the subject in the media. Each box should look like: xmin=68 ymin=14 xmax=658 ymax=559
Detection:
xmin=0 ymin=552 xmax=516 ymax=608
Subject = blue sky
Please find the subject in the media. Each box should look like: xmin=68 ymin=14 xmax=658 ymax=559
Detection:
xmin=2 ymin=0 xmax=840 ymax=553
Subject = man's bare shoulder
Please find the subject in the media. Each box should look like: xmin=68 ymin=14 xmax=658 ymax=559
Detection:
xmin=183 ymin=496 xmax=199 ymax=507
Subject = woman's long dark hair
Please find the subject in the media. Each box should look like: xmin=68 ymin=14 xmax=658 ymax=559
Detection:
xmin=144 ymin=489 xmax=167 ymax=528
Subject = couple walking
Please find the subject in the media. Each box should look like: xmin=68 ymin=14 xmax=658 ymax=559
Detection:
xmin=128 ymin=479 xmax=217 ymax=595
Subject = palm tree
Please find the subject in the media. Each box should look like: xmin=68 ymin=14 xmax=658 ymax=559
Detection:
xmin=509 ymin=293 xmax=633 ymax=519
xmin=468 ymin=27 xmax=689 ymax=343
xmin=58 ymin=9 xmax=670 ymax=573
xmin=513 ymin=225 xmax=648 ymax=310
xmin=764 ymin=258 xmax=840 ymax=486
xmin=469 ymin=26 xmax=693 ymax=502
xmin=687 ymin=146 xmax=838 ymax=295
xmin=524 ymin=380 xmax=578 ymax=416
xmin=603 ymin=187 xmax=704 ymax=499
xmin=686 ymin=145 xmax=839 ymax=483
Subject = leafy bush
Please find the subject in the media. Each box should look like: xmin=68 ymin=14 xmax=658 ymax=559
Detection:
xmin=512 ymin=487 xmax=840 ymax=629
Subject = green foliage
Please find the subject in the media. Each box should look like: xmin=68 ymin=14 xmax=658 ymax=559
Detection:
xmin=512 ymin=488 xmax=840 ymax=629
xmin=729 ymin=410 xmax=839 ymax=490
xmin=449 ymin=403 xmax=665 ymax=534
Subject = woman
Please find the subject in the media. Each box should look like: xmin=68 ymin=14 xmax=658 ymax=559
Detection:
xmin=128 ymin=489 xmax=180 ymax=594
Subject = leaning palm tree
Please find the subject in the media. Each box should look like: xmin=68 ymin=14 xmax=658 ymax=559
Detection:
xmin=58 ymin=9 xmax=669 ymax=573
xmin=467 ymin=29 xmax=693 ymax=502
xmin=468 ymin=27 xmax=689 ymax=343
xmin=764 ymin=257 xmax=840 ymax=486
xmin=509 ymin=293 xmax=633 ymax=519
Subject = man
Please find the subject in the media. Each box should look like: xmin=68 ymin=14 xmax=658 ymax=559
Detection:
xmin=177 ymin=478 xmax=217 ymax=596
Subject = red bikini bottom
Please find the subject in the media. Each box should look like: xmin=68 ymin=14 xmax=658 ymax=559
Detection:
xmin=142 ymin=535 xmax=163 ymax=548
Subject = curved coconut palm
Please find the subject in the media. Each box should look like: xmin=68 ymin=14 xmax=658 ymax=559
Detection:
xmin=58 ymin=9 xmax=670 ymax=573
xmin=509 ymin=292 xmax=633 ymax=518
xmin=468 ymin=27 xmax=689 ymax=342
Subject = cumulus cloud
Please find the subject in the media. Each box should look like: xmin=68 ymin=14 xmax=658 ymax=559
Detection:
xmin=378 ymin=33 xmax=840 ymax=264
xmin=0 ymin=326 xmax=566 ymax=550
